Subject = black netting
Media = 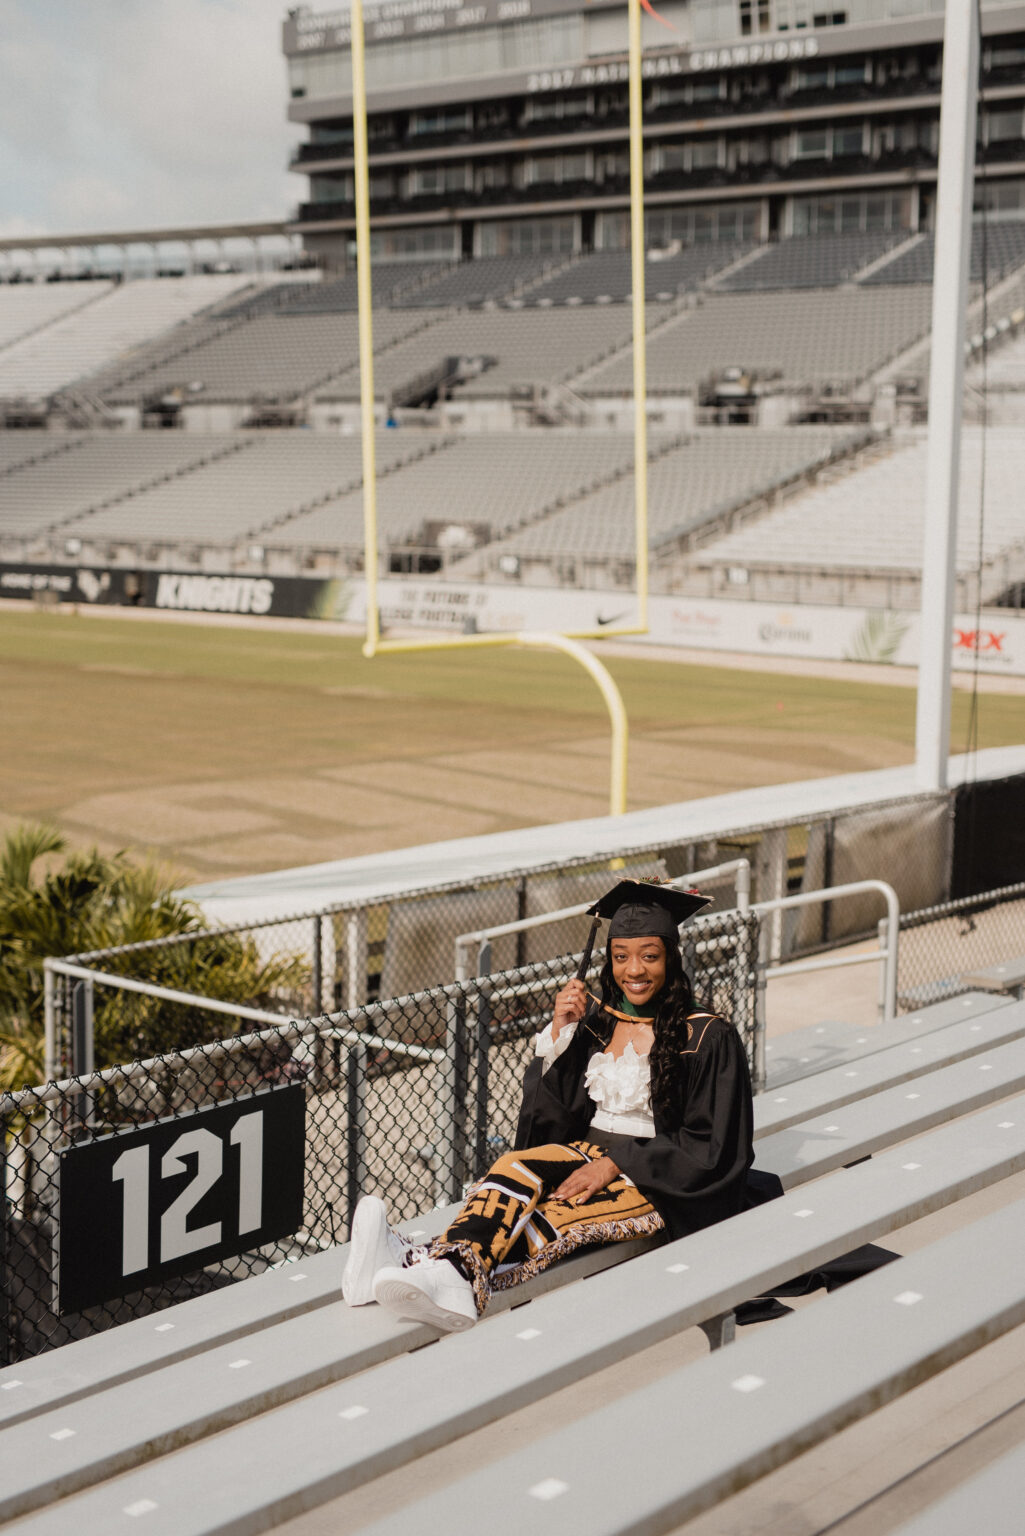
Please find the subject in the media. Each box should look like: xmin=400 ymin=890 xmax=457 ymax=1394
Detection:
xmin=1 ymin=906 xmax=760 ymax=1365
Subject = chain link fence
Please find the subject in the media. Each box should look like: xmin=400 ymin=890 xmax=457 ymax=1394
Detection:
xmin=1 ymin=904 xmax=758 ymax=1367
xmin=896 ymin=880 xmax=1025 ymax=1011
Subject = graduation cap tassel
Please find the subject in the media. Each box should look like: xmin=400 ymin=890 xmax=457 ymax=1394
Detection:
xmin=575 ymin=915 xmax=603 ymax=983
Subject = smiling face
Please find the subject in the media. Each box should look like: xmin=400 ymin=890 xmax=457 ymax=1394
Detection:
xmin=610 ymin=935 xmax=667 ymax=1009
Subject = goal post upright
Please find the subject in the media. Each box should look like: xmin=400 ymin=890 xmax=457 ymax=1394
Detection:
xmin=353 ymin=0 xmax=655 ymax=814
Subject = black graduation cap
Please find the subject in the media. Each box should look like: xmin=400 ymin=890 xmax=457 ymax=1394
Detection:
xmin=574 ymin=878 xmax=710 ymax=980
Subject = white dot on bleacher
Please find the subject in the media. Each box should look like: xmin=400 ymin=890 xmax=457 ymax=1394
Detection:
xmin=49 ymin=1427 xmax=76 ymax=1441
xmin=530 ymin=1478 xmax=569 ymax=1501
xmin=822 ymin=1125 xmax=839 ymax=1132
xmin=228 ymin=1359 xmax=251 ymax=1370
xmin=516 ymin=1328 xmax=542 ymax=1341
xmin=856 ymin=1037 xmax=867 ymax=1044
xmin=773 ymin=1097 xmax=787 ymax=1103
xmin=910 ymin=1046 xmax=922 ymax=1053
xmin=894 ymin=1291 xmax=923 ymax=1307
xmin=970 ymin=1024 xmax=982 ymax=1031
xmin=844 ymin=1071 xmax=858 ymax=1078
xmin=339 ymin=1405 xmax=369 ymax=1421
xmin=902 ymin=1162 xmax=922 ymax=1171
xmin=289 ymin=1273 xmax=307 ymax=1283
xmin=154 ymin=1323 xmax=174 ymax=1333
xmin=0 ymin=1379 xmax=23 ymax=1390
xmin=998 ymin=1121 xmax=1015 ymax=1129
xmin=800 ymin=1056 xmax=810 ymax=1063
xmin=409 ymin=1230 xmax=425 ymax=1238
xmin=123 ymin=1500 xmax=158 ymax=1517
xmin=793 ymin=1209 xmax=814 ymax=1219
xmin=911 ymin=1016 xmax=923 ymax=1023
xmin=979 ymin=1063 xmax=993 ymax=1072
xmin=815 ymin=1028 xmax=825 ymax=1035
xmin=731 ymin=1374 xmax=766 ymax=1393
xmin=906 ymin=1093 xmax=921 ymax=1100
xmin=666 ymin=1262 xmax=689 ymax=1273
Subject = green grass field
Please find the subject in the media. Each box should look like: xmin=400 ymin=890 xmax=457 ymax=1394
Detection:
xmin=2 ymin=608 xmax=1021 ymax=883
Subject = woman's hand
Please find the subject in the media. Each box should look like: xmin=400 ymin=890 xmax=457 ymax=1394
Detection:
xmin=554 ymin=1155 xmax=621 ymax=1206
xmin=551 ymin=978 xmax=589 ymax=1039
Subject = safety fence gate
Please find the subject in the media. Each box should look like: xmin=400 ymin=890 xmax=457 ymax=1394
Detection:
xmin=0 ymin=904 xmax=760 ymax=1367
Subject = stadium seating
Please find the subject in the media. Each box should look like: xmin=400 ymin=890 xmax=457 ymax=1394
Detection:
xmin=516 ymin=243 xmax=753 ymax=304
xmin=0 ymin=280 xmax=114 ymax=353
xmin=462 ymin=427 xmax=865 ymax=569
xmin=579 ymin=286 xmax=935 ymax=393
xmin=390 ymin=253 xmax=567 ymax=307
xmin=7 ymin=989 xmax=1025 ymax=1533
xmin=715 ymin=230 xmax=907 ymax=291
xmin=318 ymin=305 xmax=647 ymax=401
xmin=0 ymin=434 xmax=239 ymax=540
xmin=274 ymin=262 xmax=455 ymax=313
xmin=103 ymin=309 xmax=428 ymax=405
xmin=693 ymin=425 xmax=1025 ymax=583
xmin=863 ymin=219 xmax=1025 ymax=285
xmin=0 ymin=275 xmax=253 ymax=400
xmin=276 ymin=431 xmax=644 ymax=551
xmin=59 ymin=432 xmax=427 ymax=546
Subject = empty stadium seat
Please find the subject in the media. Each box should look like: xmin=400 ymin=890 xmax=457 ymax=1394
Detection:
xmin=693 ymin=426 xmax=1025 ymax=581
xmin=0 ymin=275 xmax=255 ymax=399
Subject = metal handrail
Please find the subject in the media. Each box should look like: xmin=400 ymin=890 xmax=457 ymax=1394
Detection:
xmin=454 ymin=861 xmax=752 ymax=981
xmin=752 ymin=879 xmax=900 ymax=1027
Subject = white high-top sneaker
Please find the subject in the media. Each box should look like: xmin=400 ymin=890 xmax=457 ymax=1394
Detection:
xmin=341 ymin=1195 xmax=413 ymax=1306
xmin=373 ymin=1258 xmax=478 ymax=1332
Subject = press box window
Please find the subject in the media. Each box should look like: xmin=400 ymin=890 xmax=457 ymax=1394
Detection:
xmin=986 ymin=108 xmax=1025 ymax=143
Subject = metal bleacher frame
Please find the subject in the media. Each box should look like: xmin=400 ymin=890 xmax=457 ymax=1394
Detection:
xmin=6 ymin=988 xmax=1025 ymax=1532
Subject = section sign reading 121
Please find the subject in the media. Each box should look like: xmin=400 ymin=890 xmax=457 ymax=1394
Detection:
xmin=56 ymin=1085 xmax=306 ymax=1314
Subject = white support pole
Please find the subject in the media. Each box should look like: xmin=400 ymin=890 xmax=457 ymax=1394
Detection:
xmin=915 ymin=0 xmax=979 ymax=791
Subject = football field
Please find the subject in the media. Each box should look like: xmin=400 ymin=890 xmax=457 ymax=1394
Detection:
xmin=2 ymin=606 xmax=1022 ymax=883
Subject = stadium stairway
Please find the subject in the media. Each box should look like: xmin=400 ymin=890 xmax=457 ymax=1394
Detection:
xmin=6 ymin=987 xmax=1025 ymax=1533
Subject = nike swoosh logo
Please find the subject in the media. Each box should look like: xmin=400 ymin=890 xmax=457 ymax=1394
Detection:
xmin=596 ymin=611 xmax=629 ymax=626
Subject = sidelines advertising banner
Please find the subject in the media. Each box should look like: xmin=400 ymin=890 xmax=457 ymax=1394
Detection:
xmin=3 ymin=562 xmax=1024 ymax=675
xmin=350 ymin=578 xmax=1025 ymax=676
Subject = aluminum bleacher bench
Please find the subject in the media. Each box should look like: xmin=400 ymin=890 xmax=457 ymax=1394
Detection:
xmin=756 ymin=994 xmax=1025 ymax=1136
xmin=765 ymin=989 xmax=1006 ymax=1084
xmin=354 ymin=1194 xmax=1025 ymax=1536
xmin=887 ymin=1439 xmax=1025 ymax=1536
xmin=3 ymin=993 xmax=1021 ymax=1432
xmin=961 ymin=956 xmax=1025 ymax=1000
xmin=6 ymin=1039 xmax=1025 ymax=1531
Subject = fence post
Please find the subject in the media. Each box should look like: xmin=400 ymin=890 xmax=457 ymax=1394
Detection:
xmin=311 ymin=916 xmax=323 ymax=1016
xmin=345 ymin=910 xmax=368 ymax=1012
xmin=345 ymin=1040 xmax=367 ymax=1232
xmin=44 ymin=962 xmax=57 ymax=1084
xmin=0 ymin=1104 xmax=9 ymax=1368
xmin=439 ymin=994 xmax=468 ymax=1205
xmin=753 ymin=914 xmax=769 ymax=1094
xmin=474 ymin=940 xmax=492 ymax=1181
xmin=71 ymin=978 xmax=95 ymax=1128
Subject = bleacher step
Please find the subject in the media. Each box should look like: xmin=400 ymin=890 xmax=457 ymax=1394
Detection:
xmin=9 ymin=1097 xmax=1025 ymax=1534
xmin=353 ymin=1194 xmax=1025 ymax=1536
xmin=764 ymin=989 xmax=1007 ymax=1086
xmin=757 ymin=996 xmax=1024 ymax=1134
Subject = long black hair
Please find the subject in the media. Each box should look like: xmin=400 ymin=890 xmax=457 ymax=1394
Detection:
xmin=597 ymin=938 xmax=711 ymax=1121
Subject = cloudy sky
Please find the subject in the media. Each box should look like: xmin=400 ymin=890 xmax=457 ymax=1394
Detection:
xmin=0 ymin=0 xmax=299 ymax=240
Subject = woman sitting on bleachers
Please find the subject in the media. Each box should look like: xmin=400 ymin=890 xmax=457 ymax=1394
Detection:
xmin=342 ymin=879 xmax=756 ymax=1331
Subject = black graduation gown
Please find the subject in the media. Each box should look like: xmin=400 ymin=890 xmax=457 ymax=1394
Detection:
xmin=514 ymin=1005 xmax=755 ymax=1242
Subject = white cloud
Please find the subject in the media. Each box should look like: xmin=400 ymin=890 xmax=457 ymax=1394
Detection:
xmin=0 ymin=0 xmax=297 ymax=237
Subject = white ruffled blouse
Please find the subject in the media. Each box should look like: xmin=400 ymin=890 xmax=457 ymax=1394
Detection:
xmin=534 ymin=1017 xmax=656 ymax=1138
